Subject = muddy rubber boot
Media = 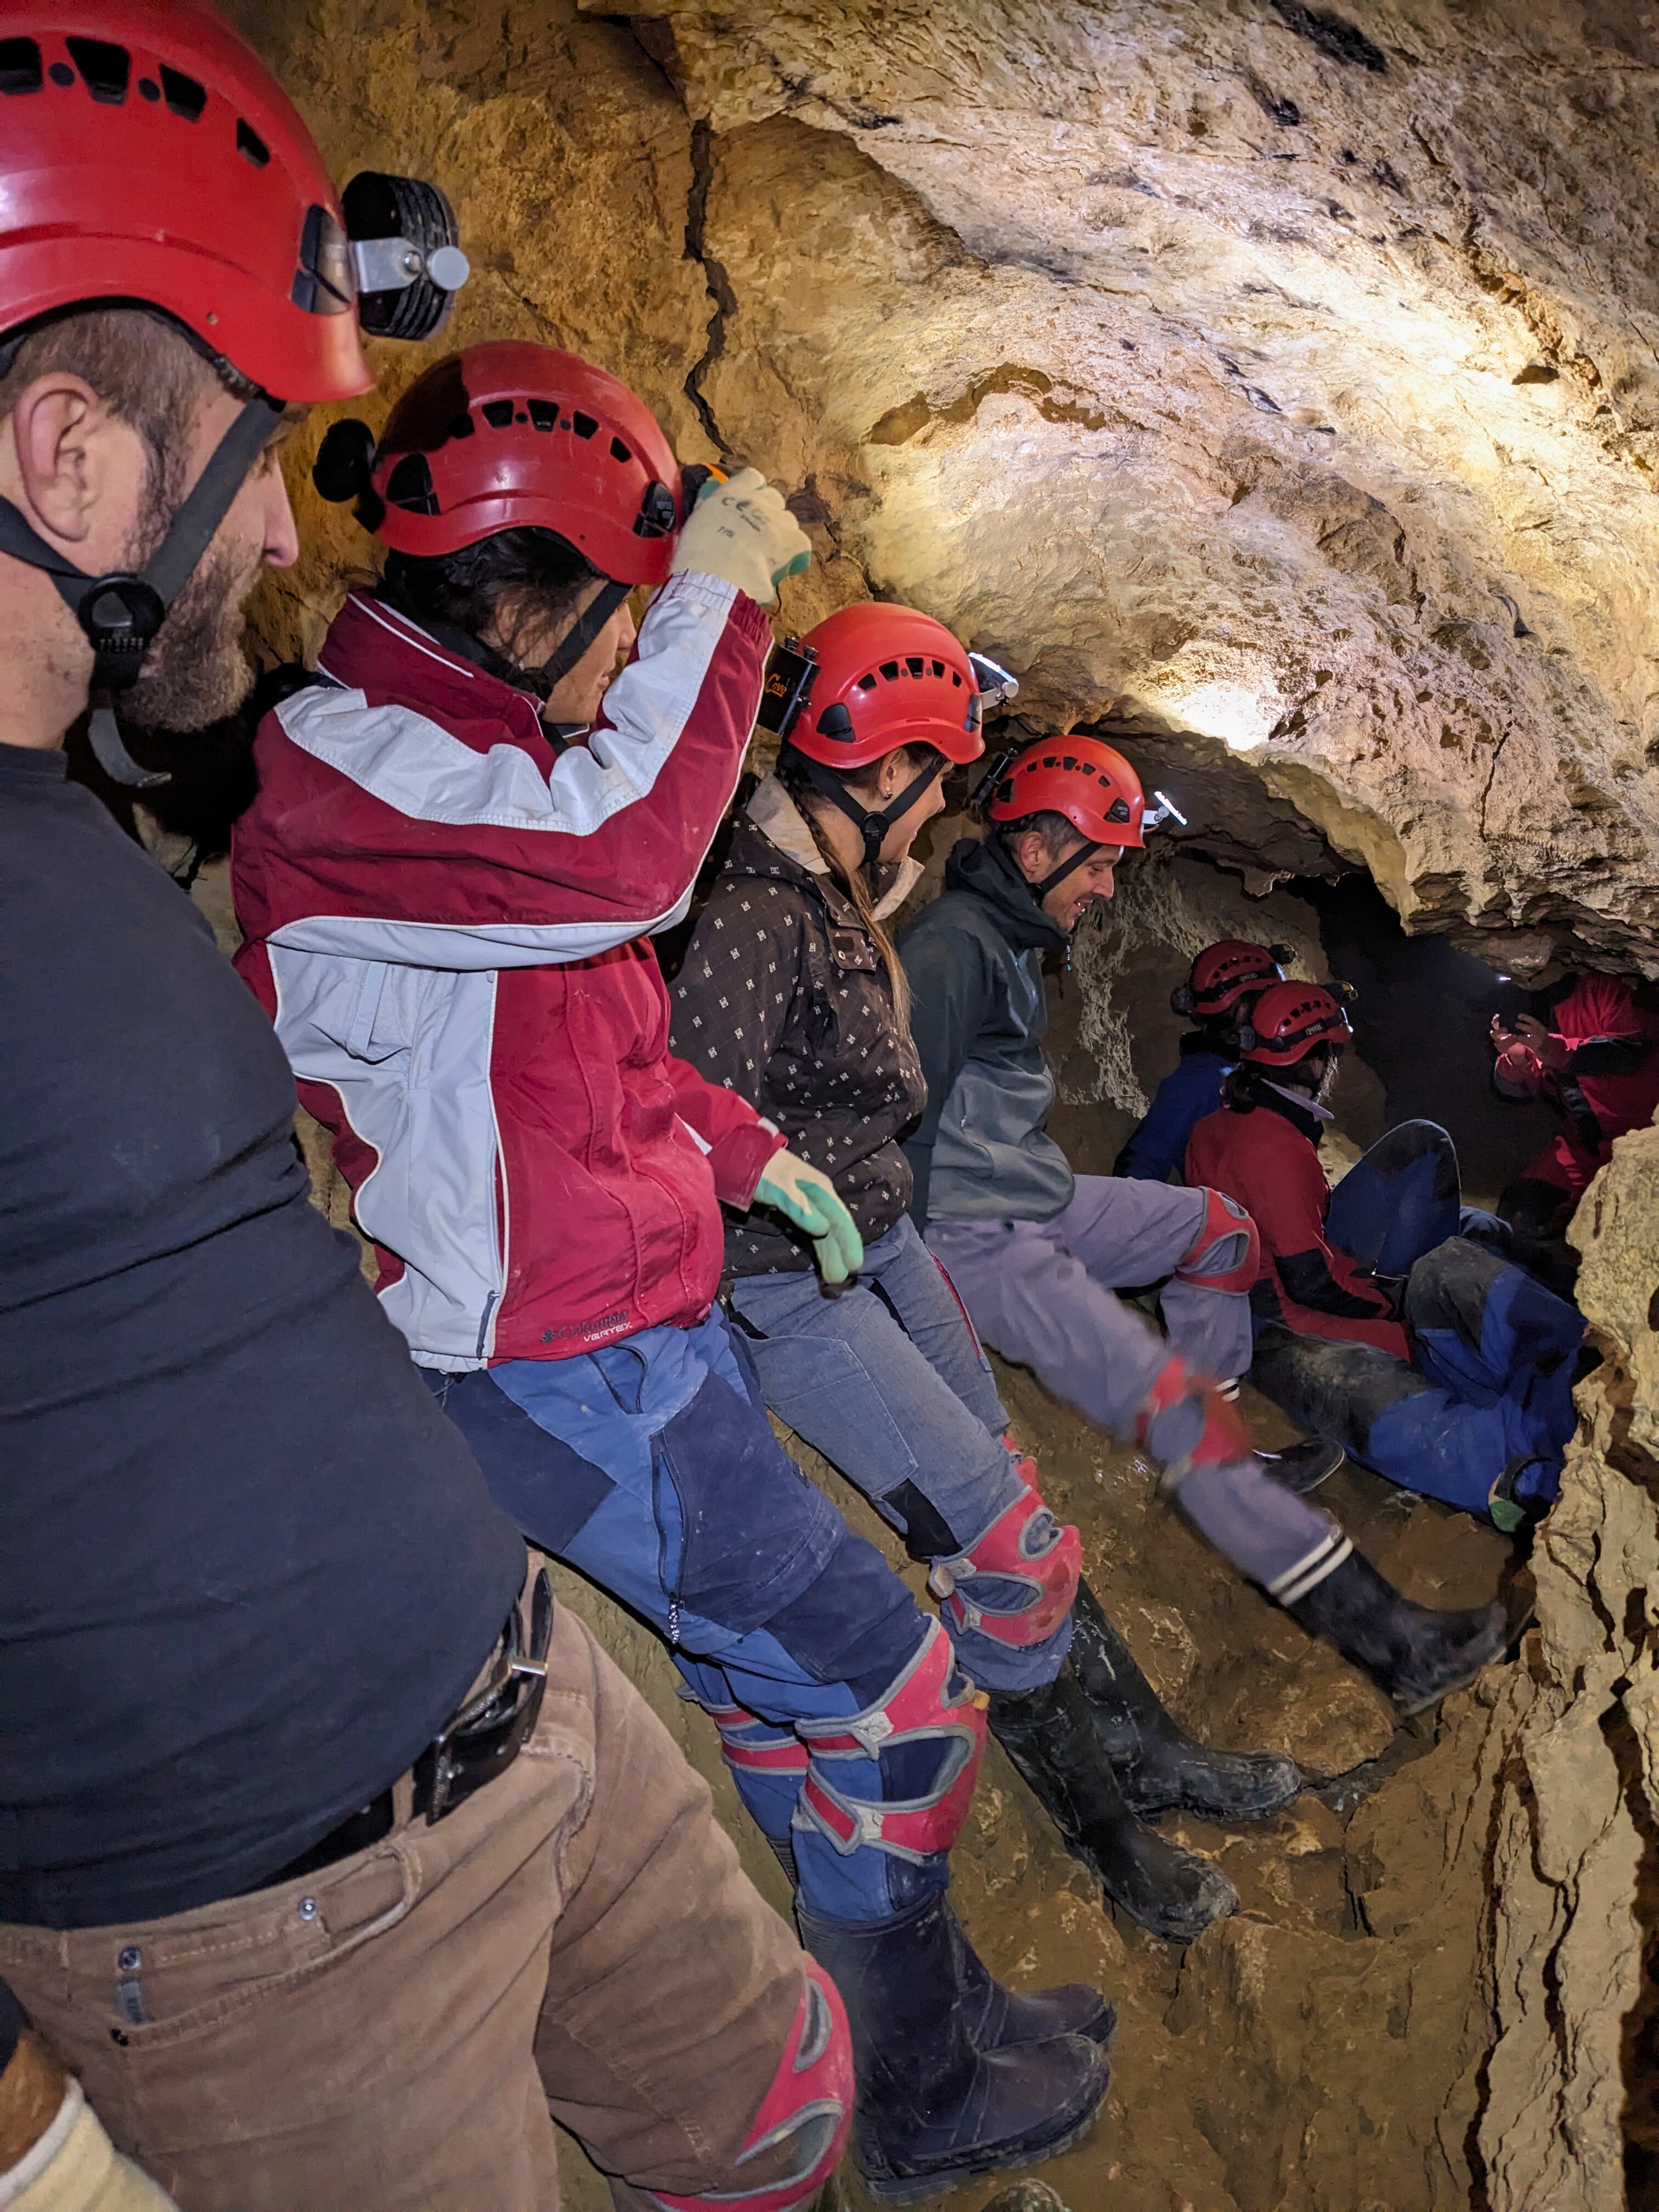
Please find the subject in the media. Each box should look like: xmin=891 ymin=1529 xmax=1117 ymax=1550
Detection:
xmin=1069 ymin=1578 xmax=1301 ymax=1820
xmin=799 ymin=1894 xmax=1109 ymax=2205
xmin=949 ymin=1907 xmax=1116 ymax=2051
xmin=988 ymin=1666 xmax=1238 ymax=1942
xmin=1257 ymin=1436 xmax=1346 ymax=1496
xmin=1282 ymin=1548 xmax=1510 ymax=1715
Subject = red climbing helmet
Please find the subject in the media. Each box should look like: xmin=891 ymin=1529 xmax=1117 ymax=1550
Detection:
xmin=0 ymin=0 xmax=386 ymax=400
xmin=986 ymin=735 xmax=1147 ymax=849
xmin=785 ymin=603 xmax=988 ymax=768
xmin=0 ymin=0 xmax=470 ymax=763
xmin=1237 ymin=981 xmax=1353 ymax=1066
xmin=326 ymin=342 xmax=685 ymax=586
xmin=1172 ymin=940 xmax=1290 ymax=1020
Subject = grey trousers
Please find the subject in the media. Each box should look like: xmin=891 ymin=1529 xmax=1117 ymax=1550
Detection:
xmin=927 ymin=1177 xmax=1348 ymax=1596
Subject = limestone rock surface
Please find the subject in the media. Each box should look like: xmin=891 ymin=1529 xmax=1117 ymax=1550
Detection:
xmin=608 ymin=0 xmax=1659 ymax=970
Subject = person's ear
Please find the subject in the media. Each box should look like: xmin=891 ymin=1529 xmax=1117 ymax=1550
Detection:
xmin=9 ymin=372 xmax=109 ymax=546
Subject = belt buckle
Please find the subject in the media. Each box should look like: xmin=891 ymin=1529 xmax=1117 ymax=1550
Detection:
xmin=418 ymin=1568 xmax=553 ymax=1824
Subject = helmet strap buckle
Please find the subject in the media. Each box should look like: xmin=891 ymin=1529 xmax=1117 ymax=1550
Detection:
xmin=788 ymin=746 xmax=941 ymax=870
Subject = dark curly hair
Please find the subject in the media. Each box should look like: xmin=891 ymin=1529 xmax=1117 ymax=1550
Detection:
xmin=380 ymin=527 xmax=599 ymax=692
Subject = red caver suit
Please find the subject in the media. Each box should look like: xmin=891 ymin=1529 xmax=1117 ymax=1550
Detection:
xmin=1186 ymin=1104 xmax=1409 ymax=1358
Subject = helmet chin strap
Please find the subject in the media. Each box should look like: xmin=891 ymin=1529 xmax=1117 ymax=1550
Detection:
xmin=1028 ymin=837 xmax=1104 ymax=908
xmin=421 ymin=577 xmax=633 ymax=707
xmin=0 ymin=394 xmax=283 ymax=787
xmin=788 ymin=747 xmax=941 ymax=867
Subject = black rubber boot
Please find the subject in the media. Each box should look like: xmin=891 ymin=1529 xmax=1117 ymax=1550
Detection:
xmin=1069 ymin=1578 xmax=1302 ymax=1820
xmin=949 ymin=1908 xmax=1116 ymax=2051
xmin=988 ymin=1666 xmax=1238 ymax=1942
xmin=799 ymin=1894 xmax=1109 ymax=2205
xmin=1283 ymin=1548 xmax=1511 ymax=1714
xmin=1257 ymin=1437 xmax=1346 ymax=1496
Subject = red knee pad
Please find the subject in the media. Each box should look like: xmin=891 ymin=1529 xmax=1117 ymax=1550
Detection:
xmin=1137 ymin=1352 xmax=1255 ymax=1481
xmin=648 ymin=1960 xmax=853 ymax=2212
xmin=1176 ymin=1187 xmax=1260 ymax=1295
xmin=929 ymin=1484 xmax=1081 ymax=1649
xmin=795 ymin=1620 xmax=988 ymax=1861
xmin=703 ymin=1702 xmax=812 ymax=1781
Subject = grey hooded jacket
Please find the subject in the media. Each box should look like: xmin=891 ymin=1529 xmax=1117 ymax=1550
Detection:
xmin=898 ymin=832 xmax=1075 ymax=1227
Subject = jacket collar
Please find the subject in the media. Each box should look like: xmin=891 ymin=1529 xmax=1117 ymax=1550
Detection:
xmin=941 ymin=830 xmax=1068 ymax=954
xmin=741 ymin=774 xmax=922 ymax=921
xmin=316 ymin=591 xmax=549 ymax=748
xmin=1249 ymin=1074 xmax=1328 ymax=1144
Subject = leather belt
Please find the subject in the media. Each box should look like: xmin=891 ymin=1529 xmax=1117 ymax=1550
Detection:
xmin=261 ymin=1568 xmax=554 ymax=1890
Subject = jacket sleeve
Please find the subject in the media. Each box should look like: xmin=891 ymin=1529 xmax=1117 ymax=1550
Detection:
xmin=233 ymin=574 xmax=771 ymax=970
xmin=669 ymin=878 xmax=804 ymax=1110
xmin=664 ymin=1054 xmax=787 ymax=1210
xmin=1568 ymin=1035 xmax=1649 ymax=1077
xmin=899 ymin=916 xmax=995 ymax=1229
xmin=1117 ymin=1060 xmax=1221 ymax=1181
xmin=1274 ymin=1246 xmax=1398 ymax=1320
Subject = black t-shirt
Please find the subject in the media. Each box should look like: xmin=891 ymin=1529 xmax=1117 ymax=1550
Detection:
xmin=0 ymin=744 xmax=524 ymax=1928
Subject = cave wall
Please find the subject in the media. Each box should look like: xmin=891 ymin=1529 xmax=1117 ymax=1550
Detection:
xmin=231 ymin=0 xmax=1659 ymax=975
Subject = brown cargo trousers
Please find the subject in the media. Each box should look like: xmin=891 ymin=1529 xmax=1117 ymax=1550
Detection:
xmin=0 ymin=1598 xmax=809 ymax=2212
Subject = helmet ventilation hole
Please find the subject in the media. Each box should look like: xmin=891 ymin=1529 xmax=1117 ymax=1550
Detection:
xmin=158 ymin=64 xmax=205 ymax=119
xmin=66 ymin=37 xmax=129 ymax=103
xmin=0 ymin=38 xmax=41 ymax=94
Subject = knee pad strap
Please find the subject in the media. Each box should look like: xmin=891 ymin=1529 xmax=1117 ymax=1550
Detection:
xmin=703 ymin=1702 xmax=812 ymax=1779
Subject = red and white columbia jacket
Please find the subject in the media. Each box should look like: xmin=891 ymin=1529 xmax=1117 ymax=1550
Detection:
xmin=232 ymin=577 xmax=787 ymax=1369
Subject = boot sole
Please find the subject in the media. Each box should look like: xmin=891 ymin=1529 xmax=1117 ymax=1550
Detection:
xmin=1261 ymin=1443 xmax=1346 ymax=1496
xmin=856 ymin=2075 xmax=1110 ymax=2204
xmin=1121 ymin=1778 xmax=1302 ymax=1823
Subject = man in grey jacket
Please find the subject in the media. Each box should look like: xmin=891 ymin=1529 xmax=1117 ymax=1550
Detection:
xmin=899 ymin=736 xmax=1513 ymax=1719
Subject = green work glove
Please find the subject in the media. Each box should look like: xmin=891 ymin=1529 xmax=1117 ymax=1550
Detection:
xmin=754 ymin=1149 xmax=864 ymax=1285
xmin=670 ymin=466 xmax=811 ymax=606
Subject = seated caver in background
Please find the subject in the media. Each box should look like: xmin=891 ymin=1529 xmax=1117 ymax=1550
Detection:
xmin=898 ymin=738 xmax=1514 ymax=1713
xmin=670 ymin=602 xmax=1300 ymax=1946
xmin=1115 ymin=939 xmax=1290 ymax=1183
xmin=0 ymin=10 xmax=850 ymax=2212
xmin=1189 ymin=984 xmax=1586 ymax=1538
xmin=1492 ymin=972 xmax=1659 ymax=1239
xmin=230 ymin=346 xmax=1111 ymax=2203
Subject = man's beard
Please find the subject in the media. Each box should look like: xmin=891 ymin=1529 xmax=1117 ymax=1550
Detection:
xmin=121 ymin=531 xmax=261 ymax=733
xmin=1315 ymin=1053 xmax=1340 ymax=1106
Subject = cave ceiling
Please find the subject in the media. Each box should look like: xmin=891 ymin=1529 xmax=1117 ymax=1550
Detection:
xmin=235 ymin=0 xmax=1659 ymax=972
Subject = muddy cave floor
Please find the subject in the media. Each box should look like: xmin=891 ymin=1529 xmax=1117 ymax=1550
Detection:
xmin=546 ymin=1352 xmax=1520 ymax=2212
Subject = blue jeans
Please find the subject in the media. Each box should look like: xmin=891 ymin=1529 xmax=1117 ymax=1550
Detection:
xmin=729 ymin=1215 xmax=1067 ymax=1692
xmin=426 ymin=1308 xmax=953 ymax=1924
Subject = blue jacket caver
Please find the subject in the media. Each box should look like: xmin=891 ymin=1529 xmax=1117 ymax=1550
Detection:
xmin=1116 ymin=1038 xmax=1233 ymax=1182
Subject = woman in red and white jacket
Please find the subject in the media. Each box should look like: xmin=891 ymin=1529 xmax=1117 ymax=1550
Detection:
xmin=232 ymin=343 xmax=1108 ymax=2203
